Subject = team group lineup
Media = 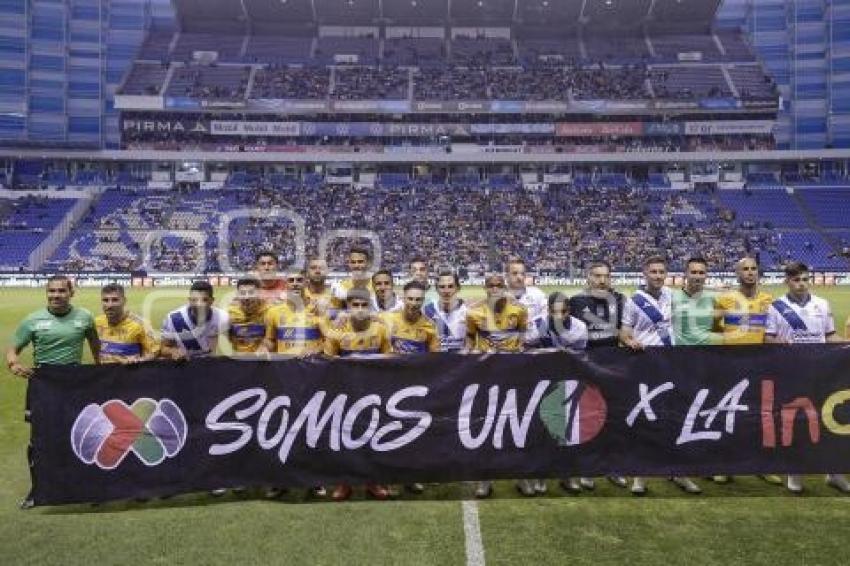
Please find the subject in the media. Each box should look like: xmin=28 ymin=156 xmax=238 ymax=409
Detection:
xmin=6 ymin=248 xmax=850 ymax=503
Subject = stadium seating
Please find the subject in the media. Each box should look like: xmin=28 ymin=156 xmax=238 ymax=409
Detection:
xmin=251 ymin=67 xmax=329 ymax=99
xmin=121 ymin=63 xmax=169 ymax=95
xmin=116 ymin=30 xmax=776 ymax=108
xmin=650 ymin=66 xmax=732 ymax=99
xmin=0 ymin=196 xmax=78 ymax=270
xmin=383 ymin=38 xmax=445 ymax=67
xmin=23 ymin=183 xmax=812 ymax=273
xmin=334 ymin=67 xmax=409 ymax=100
xmin=165 ymin=65 xmax=251 ymax=100
xmin=243 ymin=36 xmax=314 ymax=65
xmin=796 ymin=189 xmax=850 ymax=228
xmin=718 ymin=189 xmax=808 ymax=228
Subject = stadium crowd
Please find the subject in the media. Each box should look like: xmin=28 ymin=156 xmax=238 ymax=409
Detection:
xmin=44 ymin=184 xmax=787 ymax=275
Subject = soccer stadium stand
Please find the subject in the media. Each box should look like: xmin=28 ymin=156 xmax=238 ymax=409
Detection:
xmin=17 ymin=179 xmax=848 ymax=274
xmin=0 ymin=196 xmax=78 ymax=271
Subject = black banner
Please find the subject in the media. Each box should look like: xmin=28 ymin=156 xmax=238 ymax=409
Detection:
xmin=28 ymin=346 xmax=850 ymax=506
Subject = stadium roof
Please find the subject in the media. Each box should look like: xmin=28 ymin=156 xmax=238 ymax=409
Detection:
xmin=174 ymin=0 xmax=721 ymax=33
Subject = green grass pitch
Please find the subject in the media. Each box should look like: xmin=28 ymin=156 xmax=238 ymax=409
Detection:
xmin=2 ymin=285 xmax=850 ymax=565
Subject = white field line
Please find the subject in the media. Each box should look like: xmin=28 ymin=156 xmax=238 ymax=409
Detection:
xmin=462 ymin=500 xmax=486 ymax=566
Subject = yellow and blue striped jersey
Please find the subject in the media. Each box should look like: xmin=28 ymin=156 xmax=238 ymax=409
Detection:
xmin=304 ymin=284 xmax=337 ymax=317
xmin=716 ymin=289 xmax=773 ymax=345
xmin=324 ymin=320 xmax=391 ymax=357
xmin=95 ymin=312 xmax=159 ymax=363
xmin=264 ymin=303 xmax=326 ymax=355
xmin=227 ymin=303 xmax=269 ymax=353
xmin=381 ymin=311 xmax=440 ymax=353
xmin=466 ymin=301 xmax=528 ymax=353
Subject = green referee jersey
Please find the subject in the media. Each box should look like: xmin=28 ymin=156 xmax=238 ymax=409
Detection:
xmin=672 ymin=288 xmax=719 ymax=346
xmin=12 ymin=306 xmax=95 ymax=365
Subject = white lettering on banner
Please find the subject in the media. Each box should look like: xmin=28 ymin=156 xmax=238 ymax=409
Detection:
xmin=457 ymin=380 xmax=551 ymax=449
xmin=206 ymin=388 xmax=268 ymax=455
xmin=676 ymin=380 xmax=749 ymax=445
xmin=626 ymin=382 xmax=675 ymax=427
xmin=205 ymin=386 xmax=432 ymax=464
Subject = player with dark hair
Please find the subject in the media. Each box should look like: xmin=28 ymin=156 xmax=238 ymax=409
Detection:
xmin=569 ymin=261 xmax=627 ymax=349
xmin=672 ymin=257 xmax=720 ymax=347
xmin=7 ymin=275 xmax=99 ymax=376
xmin=226 ymin=277 xmax=269 ymax=356
xmin=304 ymin=256 xmax=334 ymax=316
xmin=96 ymin=283 xmax=159 ymax=364
xmin=506 ymin=258 xmax=548 ymax=348
xmin=466 ymin=274 xmax=528 ymax=498
xmin=264 ymin=269 xmax=327 ymax=358
xmin=160 ymin=280 xmax=228 ymax=360
xmin=254 ymin=251 xmax=285 ymax=304
xmin=381 ymin=280 xmax=439 ymax=495
xmin=621 ymin=256 xmax=701 ymax=496
xmin=536 ymin=292 xmax=589 ymax=495
xmin=765 ymin=261 xmax=849 ymax=494
xmin=325 ymin=288 xmax=391 ymax=502
xmin=7 ymin=275 xmax=99 ymax=509
xmin=423 ymin=270 xmax=468 ymax=352
xmin=331 ymin=247 xmax=374 ymax=308
xmin=371 ymin=269 xmax=402 ymax=313
xmin=568 ymin=260 xmax=629 ymax=489
xmin=408 ymin=257 xmax=438 ymax=305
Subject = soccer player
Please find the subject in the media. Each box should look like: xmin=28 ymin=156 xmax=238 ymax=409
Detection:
xmin=568 ymin=260 xmax=629 ymax=489
xmin=160 ymin=280 xmax=228 ymax=360
xmin=506 ymin=258 xmax=548 ymax=348
xmin=264 ymin=269 xmax=327 ymax=357
xmin=715 ymin=256 xmax=773 ymax=346
xmin=382 ymin=281 xmax=439 ymax=495
xmin=536 ymin=292 xmax=589 ymax=495
xmin=764 ymin=262 xmax=849 ymax=494
xmin=96 ymin=283 xmax=159 ymax=364
xmin=304 ymin=256 xmax=334 ymax=316
xmin=7 ymin=275 xmax=99 ymax=376
xmin=371 ymin=269 xmax=402 ymax=313
xmin=254 ymin=251 xmax=286 ymax=304
xmin=672 ymin=257 xmax=720 ymax=347
xmin=324 ymin=289 xmax=391 ymax=501
xmin=384 ymin=281 xmax=440 ymax=354
xmin=226 ymin=277 xmax=269 ymax=356
xmin=467 ymin=274 xmax=528 ymax=355
xmin=331 ymin=247 xmax=374 ymax=309
xmin=621 ymin=256 xmax=701 ymax=496
xmin=6 ymin=275 xmax=99 ymax=510
xmin=466 ymin=274 xmax=528 ymax=498
xmin=714 ymin=256 xmax=782 ymax=486
xmin=569 ymin=261 xmax=627 ymax=349
xmin=260 ymin=269 xmax=327 ymax=499
xmin=408 ymin=257 xmax=438 ymax=305
xmin=423 ymin=271 xmax=468 ymax=352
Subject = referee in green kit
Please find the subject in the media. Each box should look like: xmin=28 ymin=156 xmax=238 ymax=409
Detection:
xmin=5 ymin=275 xmax=100 ymax=509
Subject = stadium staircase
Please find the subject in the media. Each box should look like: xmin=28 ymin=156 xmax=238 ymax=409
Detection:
xmin=28 ymin=191 xmax=100 ymax=271
xmin=720 ymin=66 xmax=740 ymax=97
xmin=790 ymin=190 xmax=849 ymax=263
xmin=160 ymin=64 xmax=177 ymax=96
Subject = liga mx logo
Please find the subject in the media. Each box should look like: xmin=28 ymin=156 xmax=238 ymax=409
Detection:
xmin=538 ymin=381 xmax=607 ymax=446
xmin=71 ymin=399 xmax=187 ymax=470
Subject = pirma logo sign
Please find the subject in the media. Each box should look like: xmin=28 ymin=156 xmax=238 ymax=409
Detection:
xmin=538 ymin=380 xmax=607 ymax=446
xmin=71 ymin=398 xmax=187 ymax=470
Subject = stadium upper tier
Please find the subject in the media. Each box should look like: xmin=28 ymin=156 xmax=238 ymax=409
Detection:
xmin=117 ymin=32 xmax=776 ymax=104
xmin=15 ymin=181 xmax=848 ymax=275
